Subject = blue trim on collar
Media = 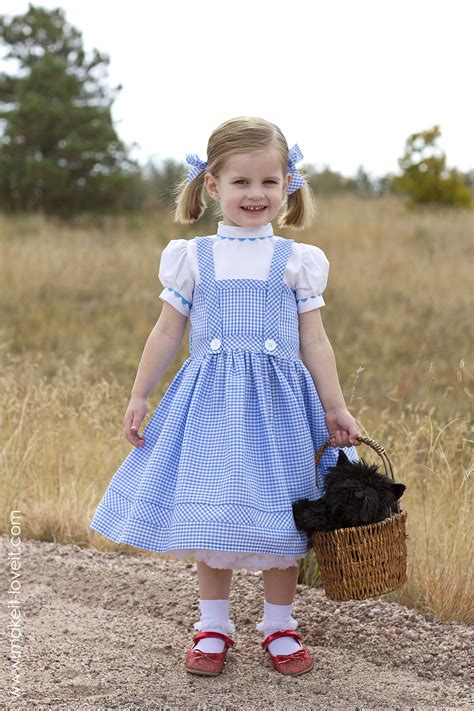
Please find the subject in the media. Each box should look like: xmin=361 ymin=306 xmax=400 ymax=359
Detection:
xmin=217 ymin=234 xmax=275 ymax=242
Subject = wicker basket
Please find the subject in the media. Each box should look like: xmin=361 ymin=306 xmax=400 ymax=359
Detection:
xmin=310 ymin=435 xmax=408 ymax=601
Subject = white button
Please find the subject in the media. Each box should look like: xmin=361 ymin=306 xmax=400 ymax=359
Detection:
xmin=210 ymin=338 xmax=221 ymax=350
xmin=264 ymin=338 xmax=277 ymax=351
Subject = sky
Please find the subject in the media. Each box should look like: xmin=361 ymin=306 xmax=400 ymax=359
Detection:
xmin=1 ymin=0 xmax=473 ymax=178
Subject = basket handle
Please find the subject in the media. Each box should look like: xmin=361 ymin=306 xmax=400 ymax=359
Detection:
xmin=314 ymin=435 xmax=401 ymax=514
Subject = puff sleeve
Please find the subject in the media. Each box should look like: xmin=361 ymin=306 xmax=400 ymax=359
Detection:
xmin=158 ymin=239 xmax=194 ymax=317
xmin=294 ymin=243 xmax=329 ymax=314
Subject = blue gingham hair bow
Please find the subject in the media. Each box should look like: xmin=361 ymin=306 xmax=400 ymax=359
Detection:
xmin=287 ymin=144 xmax=305 ymax=194
xmin=186 ymin=153 xmax=208 ymax=183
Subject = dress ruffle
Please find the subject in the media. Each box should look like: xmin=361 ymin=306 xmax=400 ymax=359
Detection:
xmin=167 ymin=547 xmax=306 ymax=571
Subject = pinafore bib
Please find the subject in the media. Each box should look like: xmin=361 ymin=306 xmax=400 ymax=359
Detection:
xmin=89 ymin=235 xmax=359 ymax=568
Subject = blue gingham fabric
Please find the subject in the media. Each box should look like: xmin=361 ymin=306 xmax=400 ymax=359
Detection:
xmin=286 ymin=144 xmax=305 ymax=194
xmin=89 ymin=236 xmax=359 ymax=557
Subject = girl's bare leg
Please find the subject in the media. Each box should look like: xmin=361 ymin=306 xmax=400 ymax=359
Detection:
xmin=196 ymin=560 xmax=233 ymax=598
xmin=262 ymin=566 xmax=299 ymax=604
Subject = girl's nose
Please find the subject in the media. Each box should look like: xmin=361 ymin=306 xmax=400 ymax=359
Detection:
xmin=247 ymin=188 xmax=266 ymax=199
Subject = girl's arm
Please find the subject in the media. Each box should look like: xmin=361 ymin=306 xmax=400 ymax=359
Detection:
xmin=125 ymin=303 xmax=188 ymax=446
xmin=298 ymin=308 xmax=359 ymax=447
xmin=130 ymin=302 xmax=188 ymax=400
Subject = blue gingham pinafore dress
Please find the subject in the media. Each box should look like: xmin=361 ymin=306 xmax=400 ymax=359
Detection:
xmin=90 ymin=235 xmax=359 ymax=562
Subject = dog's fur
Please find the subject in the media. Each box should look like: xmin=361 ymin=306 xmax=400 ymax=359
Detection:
xmin=292 ymin=449 xmax=406 ymax=535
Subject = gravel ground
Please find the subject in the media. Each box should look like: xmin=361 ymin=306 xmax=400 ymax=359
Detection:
xmin=2 ymin=535 xmax=473 ymax=710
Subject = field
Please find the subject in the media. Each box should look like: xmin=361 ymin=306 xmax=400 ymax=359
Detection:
xmin=1 ymin=193 xmax=472 ymax=624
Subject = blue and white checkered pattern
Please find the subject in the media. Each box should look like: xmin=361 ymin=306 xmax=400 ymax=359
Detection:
xmin=287 ymin=144 xmax=305 ymax=194
xmin=186 ymin=153 xmax=208 ymax=183
xmin=89 ymin=236 xmax=359 ymax=558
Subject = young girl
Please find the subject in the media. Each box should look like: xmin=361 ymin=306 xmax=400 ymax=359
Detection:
xmin=90 ymin=116 xmax=361 ymax=678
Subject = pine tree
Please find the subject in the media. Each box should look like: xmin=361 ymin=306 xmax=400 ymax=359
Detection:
xmin=0 ymin=4 xmax=139 ymax=216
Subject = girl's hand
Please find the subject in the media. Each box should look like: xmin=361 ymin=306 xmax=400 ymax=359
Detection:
xmin=124 ymin=396 xmax=148 ymax=447
xmin=325 ymin=407 xmax=360 ymax=448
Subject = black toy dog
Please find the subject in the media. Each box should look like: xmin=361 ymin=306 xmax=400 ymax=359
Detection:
xmin=292 ymin=449 xmax=406 ymax=535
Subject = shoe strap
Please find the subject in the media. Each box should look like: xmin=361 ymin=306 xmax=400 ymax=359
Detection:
xmin=193 ymin=631 xmax=234 ymax=647
xmin=261 ymin=629 xmax=302 ymax=650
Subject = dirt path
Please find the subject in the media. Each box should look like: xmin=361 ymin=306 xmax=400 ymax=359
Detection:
xmin=1 ymin=535 xmax=472 ymax=710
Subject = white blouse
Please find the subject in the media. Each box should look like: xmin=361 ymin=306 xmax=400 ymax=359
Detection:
xmin=158 ymin=220 xmax=329 ymax=317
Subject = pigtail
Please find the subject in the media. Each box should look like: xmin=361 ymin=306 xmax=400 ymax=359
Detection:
xmin=173 ymin=170 xmax=208 ymax=224
xmin=277 ymin=173 xmax=318 ymax=230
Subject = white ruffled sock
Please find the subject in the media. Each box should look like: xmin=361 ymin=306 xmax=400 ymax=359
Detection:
xmin=193 ymin=599 xmax=234 ymax=653
xmin=256 ymin=600 xmax=302 ymax=656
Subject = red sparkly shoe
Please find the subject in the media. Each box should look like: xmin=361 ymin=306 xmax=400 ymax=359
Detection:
xmin=185 ymin=631 xmax=235 ymax=676
xmin=262 ymin=630 xmax=314 ymax=676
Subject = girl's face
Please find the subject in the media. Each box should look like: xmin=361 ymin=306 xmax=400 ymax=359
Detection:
xmin=204 ymin=149 xmax=292 ymax=227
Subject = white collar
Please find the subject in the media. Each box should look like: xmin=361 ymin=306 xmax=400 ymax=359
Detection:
xmin=216 ymin=220 xmax=274 ymax=240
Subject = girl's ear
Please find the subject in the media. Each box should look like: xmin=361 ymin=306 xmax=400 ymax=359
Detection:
xmin=204 ymin=172 xmax=219 ymax=200
xmin=283 ymin=171 xmax=292 ymax=194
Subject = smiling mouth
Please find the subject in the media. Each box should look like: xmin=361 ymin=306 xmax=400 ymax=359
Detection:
xmin=241 ymin=206 xmax=267 ymax=212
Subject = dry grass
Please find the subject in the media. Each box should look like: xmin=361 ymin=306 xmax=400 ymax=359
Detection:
xmin=1 ymin=194 xmax=472 ymax=623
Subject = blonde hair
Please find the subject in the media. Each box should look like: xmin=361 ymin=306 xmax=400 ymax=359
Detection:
xmin=173 ymin=116 xmax=317 ymax=230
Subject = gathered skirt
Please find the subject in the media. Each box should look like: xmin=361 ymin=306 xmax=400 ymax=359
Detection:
xmin=90 ymin=350 xmax=360 ymax=568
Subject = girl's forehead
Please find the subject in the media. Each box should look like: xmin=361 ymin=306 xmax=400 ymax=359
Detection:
xmin=223 ymin=150 xmax=284 ymax=175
